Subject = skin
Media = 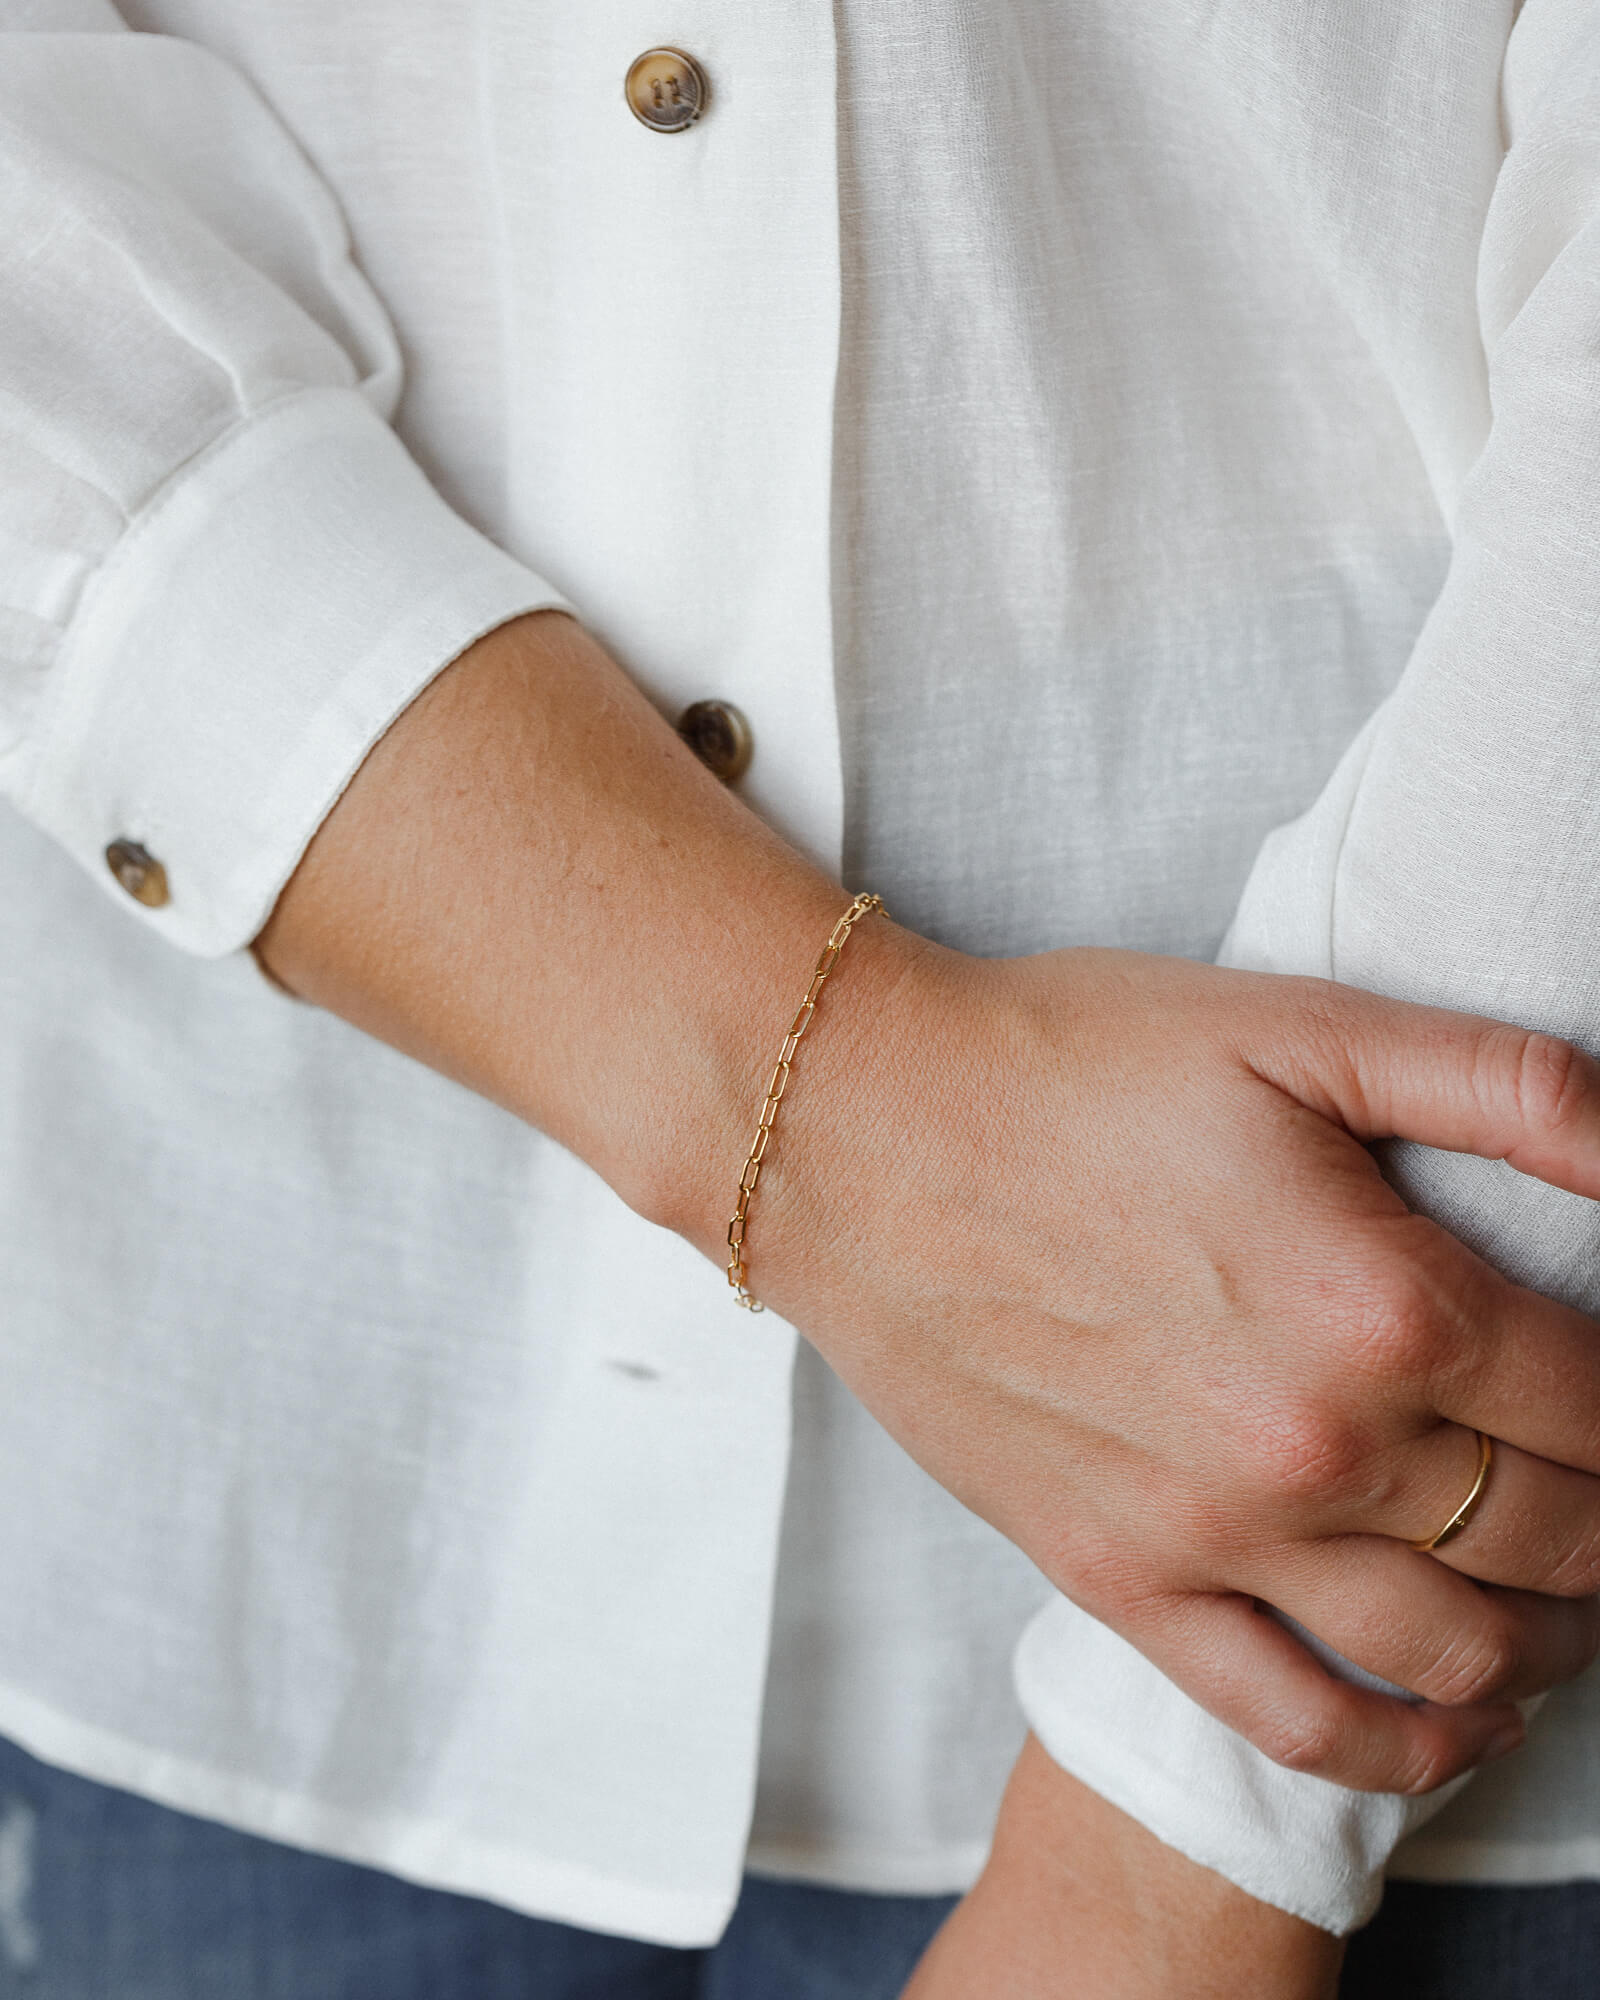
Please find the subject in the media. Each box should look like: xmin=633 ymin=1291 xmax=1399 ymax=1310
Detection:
xmin=903 ymin=1737 xmax=1345 ymax=2000
xmin=258 ymin=607 xmax=1600 ymax=1980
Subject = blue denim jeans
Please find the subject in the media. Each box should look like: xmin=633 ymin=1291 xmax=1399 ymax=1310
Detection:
xmin=3 ymin=1732 xmax=1598 ymax=1997
xmin=0 ymin=1734 xmax=954 ymax=1998
xmin=1340 ymin=1879 xmax=1600 ymax=1999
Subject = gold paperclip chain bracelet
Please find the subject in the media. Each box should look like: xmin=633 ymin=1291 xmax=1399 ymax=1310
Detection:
xmin=726 ymin=893 xmax=886 ymax=1311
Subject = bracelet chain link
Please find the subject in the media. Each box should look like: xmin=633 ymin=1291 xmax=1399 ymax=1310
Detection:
xmin=726 ymin=892 xmax=886 ymax=1311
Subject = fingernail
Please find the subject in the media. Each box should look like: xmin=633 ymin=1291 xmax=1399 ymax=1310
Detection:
xmin=1484 ymin=1724 xmax=1525 ymax=1762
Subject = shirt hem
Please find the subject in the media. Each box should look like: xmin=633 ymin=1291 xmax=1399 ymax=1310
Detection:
xmin=1388 ymin=1837 xmax=1600 ymax=1887
xmin=743 ymin=1838 xmax=987 ymax=1897
xmin=0 ymin=1680 xmax=734 ymax=1948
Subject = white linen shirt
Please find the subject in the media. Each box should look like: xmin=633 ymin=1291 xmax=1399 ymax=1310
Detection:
xmin=1 ymin=0 xmax=1596 ymax=1950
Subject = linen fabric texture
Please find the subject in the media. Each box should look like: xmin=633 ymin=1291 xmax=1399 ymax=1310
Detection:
xmin=0 ymin=0 xmax=1595 ymax=1950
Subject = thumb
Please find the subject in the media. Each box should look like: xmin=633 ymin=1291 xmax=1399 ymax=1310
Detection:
xmin=1247 ymin=980 xmax=1600 ymax=1203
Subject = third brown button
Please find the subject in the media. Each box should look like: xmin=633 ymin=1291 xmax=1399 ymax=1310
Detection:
xmin=625 ymin=47 xmax=709 ymax=132
xmin=677 ymin=700 xmax=752 ymax=782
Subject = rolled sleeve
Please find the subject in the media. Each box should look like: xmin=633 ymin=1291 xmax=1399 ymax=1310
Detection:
xmin=20 ymin=387 xmax=567 ymax=955
xmin=1014 ymin=1600 xmax=1446 ymax=1934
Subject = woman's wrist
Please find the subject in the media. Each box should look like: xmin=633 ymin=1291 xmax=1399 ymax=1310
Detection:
xmin=676 ymin=899 xmax=941 ymax=1302
xmin=905 ymin=1737 xmax=1346 ymax=2000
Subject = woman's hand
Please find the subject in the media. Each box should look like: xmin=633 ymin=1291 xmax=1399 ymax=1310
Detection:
xmin=902 ymin=1736 xmax=1344 ymax=2000
xmin=749 ymin=933 xmax=1600 ymax=1791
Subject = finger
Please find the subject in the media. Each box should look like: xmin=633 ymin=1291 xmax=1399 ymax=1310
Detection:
xmin=1265 ymin=1533 xmax=1600 ymax=1706
xmin=1248 ymin=984 xmax=1600 ymax=1203
xmin=1136 ymin=1589 xmax=1526 ymax=1794
xmin=1366 ymin=1429 xmax=1600 ymax=1598
xmin=1316 ymin=1218 xmax=1600 ymax=1478
xmin=1432 ymin=1269 xmax=1600 ymax=1477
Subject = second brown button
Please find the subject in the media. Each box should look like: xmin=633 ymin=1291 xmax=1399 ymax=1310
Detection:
xmin=677 ymin=700 xmax=753 ymax=782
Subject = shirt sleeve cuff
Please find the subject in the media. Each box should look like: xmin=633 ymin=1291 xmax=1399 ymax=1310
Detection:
xmin=1013 ymin=1596 xmax=1462 ymax=1935
xmin=20 ymin=385 xmax=570 ymax=956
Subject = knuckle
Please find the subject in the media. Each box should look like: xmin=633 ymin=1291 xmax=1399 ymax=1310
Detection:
xmin=1269 ymin=983 xmax=1368 ymax=1120
xmin=1257 ymin=1703 xmax=1344 ymax=1777
xmin=1424 ymin=1617 xmax=1520 ymax=1706
xmin=1504 ymin=1029 xmax=1592 ymax=1137
xmin=1544 ymin=1532 xmax=1600 ymax=1601
xmin=1335 ymin=1257 xmax=1456 ymax=1385
xmin=1053 ymin=1530 xmax=1168 ymax=1625
xmin=1395 ymin=1739 xmax=1467 ymax=1797
xmin=1246 ymin=1397 xmax=1367 ymax=1509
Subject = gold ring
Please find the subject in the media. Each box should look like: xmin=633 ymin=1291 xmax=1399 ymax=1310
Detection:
xmin=1411 ymin=1431 xmax=1494 ymax=1553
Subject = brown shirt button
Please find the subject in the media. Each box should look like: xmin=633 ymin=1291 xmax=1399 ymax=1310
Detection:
xmin=105 ymin=839 xmax=170 ymax=908
xmin=625 ymin=48 xmax=708 ymax=132
xmin=677 ymin=700 xmax=753 ymax=782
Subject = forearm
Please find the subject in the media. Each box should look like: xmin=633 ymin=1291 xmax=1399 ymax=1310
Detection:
xmin=254 ymin=608 xmax=905 ymax=1262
